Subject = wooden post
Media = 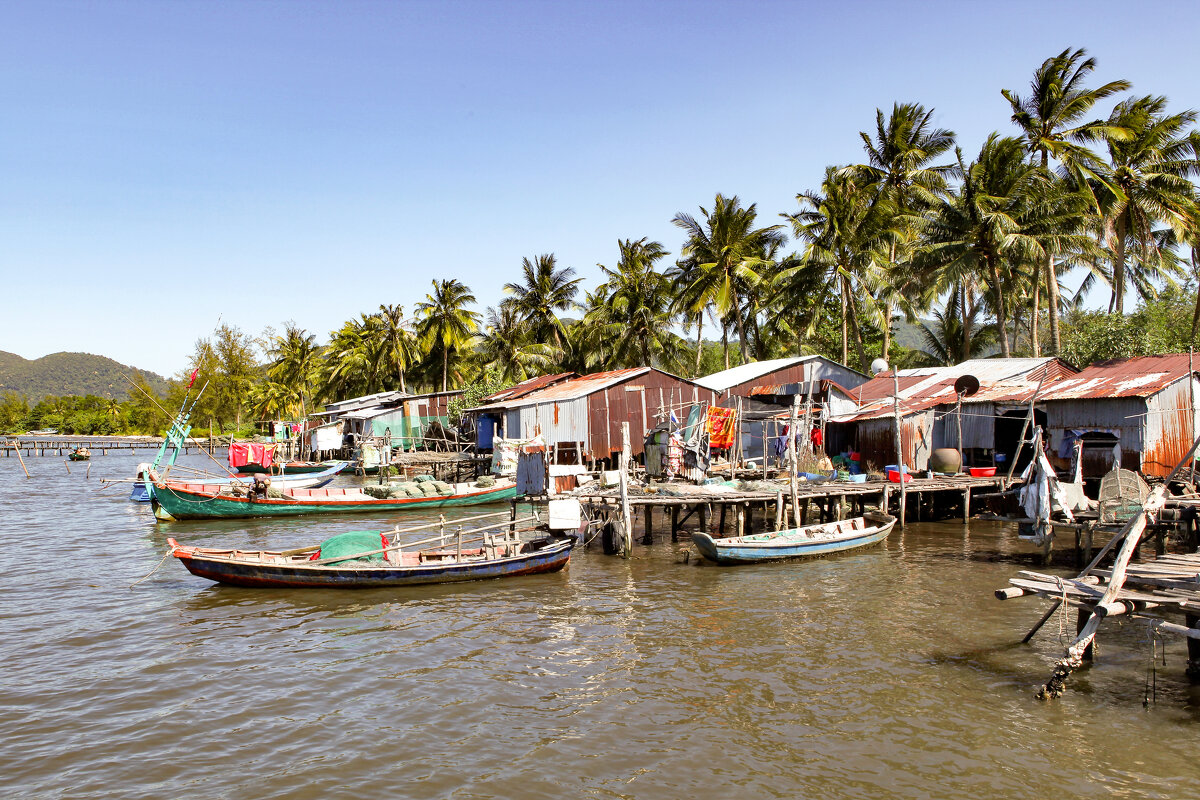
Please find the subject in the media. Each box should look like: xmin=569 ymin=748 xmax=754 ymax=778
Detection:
xmin=14 ymin=442 xmax=30 ymax=478
xmin=788 ymin=397 xmax=801 ymax=527
xmin=892 ymin=370 xmax=906 ymax=528
xmin=736 ymin=504 xmax=745 ymax=538
xmin=955 ymin=395 xmax=964 ymax=474
xmin=774 ymin=490 xmax=784 ymax=530
xmin=619 ymin=422 xmax=633 ymax=557
xmin=962 ymin=488 xmax=971 ymax=523
xmin=1005 ymin=375 xmax=1046 ymax=488
xmin=642 ymin=505 xmax=654 ymax=545
xmin=670 ymin=505 xmax=679 ymax=542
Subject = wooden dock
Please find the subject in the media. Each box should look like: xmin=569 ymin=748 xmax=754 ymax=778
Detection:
xmin=570 ymin=475 xmax=1006 ymax=546
xmin=0 ymin=438 xmax=225 ymax=457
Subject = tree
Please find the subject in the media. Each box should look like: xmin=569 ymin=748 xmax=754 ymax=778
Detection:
xmin=849 ymin=102 xmax=956 ymax=354
xmin=503 ymin=254 xmax=581 ymax=351
xmin=376 ymin=304 xmax=419 ymax=393
xmin=266 ymin=323 xmax=321 ymax=417
xmin=672 ymin=194 xmax=786 ymax=365
xmin=1099 ymin=95 xmax=1200 ymax=313
xmin=1003 ymin=46 xmax=1131 ymax=351
xmin=786 ymin=170 xmax=886 ymax=370
xmin=416 ymin=279 xmax=480 ymax=392
xmin=475 ymin=303 xmax=558 ymax=382
xmin=590 ymin=238 xmax=682 ymax=370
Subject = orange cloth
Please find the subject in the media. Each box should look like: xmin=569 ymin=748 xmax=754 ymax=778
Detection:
xmin=706 ymin=406 xmax=737 ymax=450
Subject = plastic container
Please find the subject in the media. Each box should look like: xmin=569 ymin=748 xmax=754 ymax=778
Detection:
xmin=845 ymin=473 xmax=867 ymax=483
xmin=969 ymin=466 xmax=996 ymax=477
xmin=886 ymin=468 xmax=912 ymax=484
xmin=883 ymin=464 xmax=909 ymax=474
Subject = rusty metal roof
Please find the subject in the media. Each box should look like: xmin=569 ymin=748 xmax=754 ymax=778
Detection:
xmin=848 ymin=357 xmax=1074 ymax=404
xmin=1039 ymin=354 xmax=1198 ymax=400
xmin=469 ymin=368 xmax=656 ymax=410
xmin=483 ymin=372 xmax=576 ymax=403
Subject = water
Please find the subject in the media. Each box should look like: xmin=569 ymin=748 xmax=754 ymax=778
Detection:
xmin=3 ymin=451 xmax=1198 ymax=799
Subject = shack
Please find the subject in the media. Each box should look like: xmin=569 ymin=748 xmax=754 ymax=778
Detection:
xmin=694 ymin=355 xmax=868 ymax=400
xmin=830 ymin=357 xmax=1076 ymax=472
xmin=1037 ymin=354 xmax=1200 ymax=479
xmin=465 ymin=367 xmax=718 ymax=465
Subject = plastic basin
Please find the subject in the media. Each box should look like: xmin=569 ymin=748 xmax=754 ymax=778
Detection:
xmin=969 ymin=467 xmax=996 ymax=477
xmin=886 ymin=469 xmax=912 ymax=483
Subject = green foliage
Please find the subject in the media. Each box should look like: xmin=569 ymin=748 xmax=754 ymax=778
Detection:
xmin=447 ymin=373 xmax=513 ymax=426
xmin=0 ymin=351 xmax=168 ymax=401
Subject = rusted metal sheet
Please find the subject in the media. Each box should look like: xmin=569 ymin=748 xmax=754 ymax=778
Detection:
xmin=854 ymin=412 xmax=932 ymax=471
xmin=483 ymin=373 xmax=576 ymax=403
xmin=1039 ymin=354 xmax=1195 ymax=400
xmin=1143 ymin=377 xmax=1198 ymax=477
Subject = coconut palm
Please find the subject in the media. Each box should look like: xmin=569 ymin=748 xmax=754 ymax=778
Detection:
xmin=912 ymin=288 xmax=998 ymax=367
xmin=1003 ymin=46 xmax=1131 ymax=350
xmin=475 ymin=303 xmax=558 ymax=382
xmin=918 ymin=135 xmax=1048 ymax=357
xmin=266 ymin=324 xmax=321 ymax=415
xmin=849 ymin=102 xmax=957 ymax=354
xmin=786 ymin=169 xmax=887 ymax=370
xmin=376 ymin=304 xmax=419 ymax=393
xmin=416 ymin=279 xmax=480 ymax=392
xmin=591 ymin=238 xmax=682 ymax=370
xmin=672 ymin=194 xmax=786 ymax=366
xmin=503 ymin=254 xmax=581 ymax=350
xmin=1098 ymin=95 xmax=1200 ymax=313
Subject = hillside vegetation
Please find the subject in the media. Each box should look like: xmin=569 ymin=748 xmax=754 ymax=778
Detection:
xmin=0 ymin=351 xmax=169 ymax=401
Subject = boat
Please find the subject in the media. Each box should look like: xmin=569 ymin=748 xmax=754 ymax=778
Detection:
xmin=166 ymin=520 xmax=574 ymax=588
xmin=67 ymin=447 xmax=91 ymax=461
xmin=235 ymin=460 xmax=351 ymax=476
xmin=691 ymin=512 xmax=896 ymax=565
xmin=130 ymin=460 xmax=343 ymax=503
xmin=147 ymin=474 xmax=520 ymax=521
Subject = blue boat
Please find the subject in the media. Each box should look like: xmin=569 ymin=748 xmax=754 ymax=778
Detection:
xmin=691 ymin=512 xmax=895 ymax=565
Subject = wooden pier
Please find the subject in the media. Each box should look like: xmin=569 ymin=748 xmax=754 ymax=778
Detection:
xmin=571 ymin=475 xmax=1005 ymax=547
xmin=1 ymin=438 xmax=225 ymax=457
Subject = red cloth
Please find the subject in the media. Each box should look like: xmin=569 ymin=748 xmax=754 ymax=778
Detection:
xmin=706 ymin=406 xmax=737 ymax=450
xmin=810 ymin=427 xmax=823 ymax=447
xmin=228 ymin=442 xmax=278 ymax=469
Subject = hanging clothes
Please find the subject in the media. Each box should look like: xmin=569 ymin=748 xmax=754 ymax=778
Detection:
xmin=706 ymin=406 xmax=737 ymax=450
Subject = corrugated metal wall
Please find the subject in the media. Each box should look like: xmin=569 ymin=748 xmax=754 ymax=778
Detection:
xmin=932 ymin=402 xmax=994 ymax=450
xmin=1144 ymin=377 xmax=1200 ymax=477
xmin=587 ymin=372 xmax=715 ymax=460
xmin=855 ymin=411 xmax=933 ymax=471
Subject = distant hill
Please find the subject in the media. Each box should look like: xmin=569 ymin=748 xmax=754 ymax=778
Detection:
xmin=893 ymin=319 xmax=928 ymax=350
xmin=0 ymin=351 xmax=171 ymax=400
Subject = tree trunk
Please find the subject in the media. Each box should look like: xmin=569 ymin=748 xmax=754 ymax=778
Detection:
xmin=844 ymin=277 xmax=869 ymax=372
xmin=961 ymin=283 xmax=972 ymax=360
xmin=694 ymin=313 xmax=704 ymax=375
xmin=989 ymin=257 xmax=1012 ymax=358
xmin=881 ymin=298 xmax=894 ymax=358
xmin=1030 ymin=267 xmax=1041 ymax=357
xmin=1113 ymin=217 xmax=1128 ymax=315
xmin=722 ymin=325 xmax=730 ymax=370
xmin=1046 ymin=256 xmax=1061 ymax=353
xmin=840 ymin=280 xmax=850 ymax=365
xmin=734 ymin=291 xmax=749 ymax=363
xmin=441 ymin=348 xmax=449 ymax=393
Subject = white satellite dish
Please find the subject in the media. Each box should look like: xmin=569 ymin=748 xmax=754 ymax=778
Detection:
xmin=870 ymin=357 xmax=889 ymax=376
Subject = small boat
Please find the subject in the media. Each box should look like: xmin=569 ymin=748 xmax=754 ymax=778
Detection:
xmin=166 ymin=525 xmax=574 ymax=588
xmin=148 ymin=474 xmax=520 ymax=520
xmin=691 ymin=512 xmax=896 ymax=565
xmin=130 ymin=461 xmax=343 ymax=503
xmin=67 ymin=447 xmax=90 ymax=461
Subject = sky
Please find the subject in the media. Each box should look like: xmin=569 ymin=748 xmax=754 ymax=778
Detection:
xmin=3 ymin=0 xmax=1199 ymax=378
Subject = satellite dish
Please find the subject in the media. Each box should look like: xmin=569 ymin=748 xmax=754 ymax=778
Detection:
xmin=954 ymin=374 xmax=980 ymax=398
xmin=869 ymin=358 xmax=889 ymax=376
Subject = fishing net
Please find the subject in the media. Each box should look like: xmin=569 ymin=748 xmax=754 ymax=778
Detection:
xmin=1098 ymin=468 xmax=1149 ymax=525
xmin=313 ymin=531 xmax=388 ymax=564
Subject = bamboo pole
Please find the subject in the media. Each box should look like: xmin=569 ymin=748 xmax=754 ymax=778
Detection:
xmin=1005 ymin=374 xmax=1046 ymax=488
xmin=788 ymin=398 xmax=800 ymax=528
xmin=14 ymin=442 xmax=30 ymax=478
xmin=619 ymin=422 xmax=633 ymax=557
xmin=892 ymin=370 xmax=906 ymax=528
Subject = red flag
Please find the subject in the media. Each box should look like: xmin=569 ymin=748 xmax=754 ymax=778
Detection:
xmin=187 ymin=369 xmax=198 ymax=388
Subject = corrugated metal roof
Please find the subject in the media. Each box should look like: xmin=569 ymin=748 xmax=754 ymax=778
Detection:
xmin=1039 ymin=354 xmax=1197 ymax=400
xmin=483 ymin=372 xmax=576 ymax=402
xmin=848 ymin=357 xmax=1073 ymax=404
xmin=469 ymin=368 xmax=655 ymax=410
xmin=693 ymin=356 xmax=819 ymax=391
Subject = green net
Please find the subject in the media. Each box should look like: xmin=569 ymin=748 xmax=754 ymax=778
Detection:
xmin=316 ymin=531 xmax=386 ymax=565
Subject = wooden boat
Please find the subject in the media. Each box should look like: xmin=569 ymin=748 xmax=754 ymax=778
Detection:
xmin=130 ymin=461 xmax=342 ymax=503
xmin=166 ymin=520 xmax=573 ymax=588
xmin=236 ymin=460 xmax=351 ymax=475
xmin=148 ymin=474 xmax=520 ymax=521
xmin=68 ymin=448 xmax=90 ymax=461
xmin=691 ymin=512 xmax=896 ymax=565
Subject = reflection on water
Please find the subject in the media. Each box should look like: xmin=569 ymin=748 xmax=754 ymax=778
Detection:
xmin=1 ymin=451 xmax=1197 ymax=799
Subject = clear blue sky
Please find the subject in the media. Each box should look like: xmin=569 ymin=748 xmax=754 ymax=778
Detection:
xmin=2 ymin=0 xmax=1198 ymax=378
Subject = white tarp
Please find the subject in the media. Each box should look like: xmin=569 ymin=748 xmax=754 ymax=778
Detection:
xmin=310 ymin=423 xmax=342 ymax=451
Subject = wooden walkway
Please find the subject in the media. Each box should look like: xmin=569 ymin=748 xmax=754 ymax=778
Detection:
xmin=0 ymin=438 xmax=225 ymax=457
xmin=571 ymin=475 xmax=1006 ymax=544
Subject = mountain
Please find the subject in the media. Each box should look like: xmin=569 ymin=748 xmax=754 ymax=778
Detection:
xmin=0 ymin=351 xmax=171 ymax=401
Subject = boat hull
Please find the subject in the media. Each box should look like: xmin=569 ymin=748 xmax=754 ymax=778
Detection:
xmin=170 ymin=537 xmax=572 ymax=588
xmin=150 ymin=481 xmax=520 ymax=520
xmin=236 ymin=461 xmax=350 ymax=475
xmin=692 ymin=514 xmax=895 ymax=565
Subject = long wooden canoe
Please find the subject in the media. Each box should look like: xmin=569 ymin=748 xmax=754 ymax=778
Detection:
xmin=131 ymin=462 xmax=343 ymax=503
xmin=235 ymin=460 xmax=351 ymax=475
xmin=167 ymin=532 xmax=573 ymax=588
xmin=148 ymin=475 xmax=520 ymax=521
xmin=691 ymin=512 xmax=895 ymax=565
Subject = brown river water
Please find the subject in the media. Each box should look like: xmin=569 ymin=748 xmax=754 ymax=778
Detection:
xmin=3 ymin=451 xmax=1199 ymax=799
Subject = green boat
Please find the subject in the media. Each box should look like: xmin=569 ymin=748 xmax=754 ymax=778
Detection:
xmin=147 ymin=475 xmax=520 ymax=521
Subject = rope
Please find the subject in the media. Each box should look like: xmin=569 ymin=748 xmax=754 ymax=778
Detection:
xmin=130 ymin=548 xmax=174 ymax=589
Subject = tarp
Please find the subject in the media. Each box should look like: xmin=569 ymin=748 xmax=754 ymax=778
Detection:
xmin=229 ymin=442 xmax=277 ymax=469
xmin=310 ymin=423 xmax=342 ymax=452
xmin=706 ymin=406 xmax=737 ymax=450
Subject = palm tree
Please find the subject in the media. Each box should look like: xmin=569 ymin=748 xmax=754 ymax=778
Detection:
xmin=786 ymin=170 xmax=886 ymax=370
xmin=912 ymin=289 xmax=998 ymax=366
xmin=476 ymin=303 xmax=558 ymax=382
xmin=1003 ymin=46 xmax=1131 ymax=350
xmin=1098 ymin=95 xmax=1200 ymax=313
xmin=918 ymin=136 xmax=1046 ymax=358
xmin=591 ymin=238 xmax=682 ymax=370
xmin=503 ymin=254 xmax=581 ymax=350
xmin=672 ymin=194 xmax=786 ymax=365
xmin=376 ymin=304 xmax=419 ymax=393
xmin=416 ymin=279 xmax=480 ymax=392
xmin=266 ymin=324 xmax=321 ymax=416
xmin=849 ymin=102 xmax=956 ymax=355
